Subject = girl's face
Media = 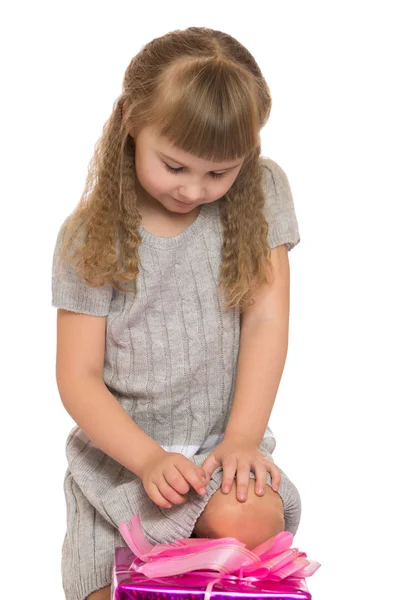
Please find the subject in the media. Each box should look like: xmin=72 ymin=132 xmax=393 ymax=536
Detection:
xmin=132 ymin=124 xmax=245 ymax=214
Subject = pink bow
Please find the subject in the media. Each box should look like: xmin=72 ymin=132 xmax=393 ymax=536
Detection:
xmin=118 ymin=514 xmax=320 ymax=600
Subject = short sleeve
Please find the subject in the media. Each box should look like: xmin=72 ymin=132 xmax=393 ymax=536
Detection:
xmin=260 ymin=157 xmax=301 ymax=251
xmin=51 ymin=216 xmax=113 ymax=316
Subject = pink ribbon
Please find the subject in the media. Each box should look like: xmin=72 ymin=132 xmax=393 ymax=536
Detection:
xmin=118 ymin=513 xmax=320 ymax=599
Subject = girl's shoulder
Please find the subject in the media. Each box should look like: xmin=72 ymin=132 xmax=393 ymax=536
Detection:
xmin=258 ymin=156 xmax=301 ymax=252
xmin=259 ymin=156 xmax=291 ymax=190
xmin=51 ymin=214 xmax=113 ymax=317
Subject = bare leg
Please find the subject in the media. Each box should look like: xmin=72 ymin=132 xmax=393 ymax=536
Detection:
xmin=194 ymin=479 xmax=284 ymax=548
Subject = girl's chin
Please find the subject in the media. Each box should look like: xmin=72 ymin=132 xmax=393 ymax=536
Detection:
xmin=172 ymin=197 xmax=197 ymax=208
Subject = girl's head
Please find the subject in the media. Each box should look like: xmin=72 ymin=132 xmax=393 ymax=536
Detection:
xmin=61 ymin=26 xmax=274 ymax=311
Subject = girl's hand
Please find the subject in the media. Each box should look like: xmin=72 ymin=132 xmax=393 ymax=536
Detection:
xmin=140 ymin=449 xmax=208 ymax=509
xmin=201 ymin=438 xmax=281 ymax=502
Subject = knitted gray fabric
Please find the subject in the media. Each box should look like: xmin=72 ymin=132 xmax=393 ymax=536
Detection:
xmin=52 ymin=157 xmax=302 ymax=600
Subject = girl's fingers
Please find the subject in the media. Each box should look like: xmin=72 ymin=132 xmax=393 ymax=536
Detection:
xmin=235 ymin=463 xmax=251 ymax=502
xmin=221 ymin=459 xmax=237 ymax=494
xmin=254 ymin=460 xmax=281 ymax=494
xmin=268 ymin=463 xmax=281 ymax=491
xmin=148 ymin=481 xmax=173 ymax=508
xmin=157 ymin=478 xmax=187 ymax=505
xmin=175 ymin=461 xmax=207 ymax=496
xmin=164 ymin=465 xmax=191 ymax=495
xmin=200 ymin=467 xmax=210 ymax=486
xmin=253 ymin=464 xmax=267 ymax=496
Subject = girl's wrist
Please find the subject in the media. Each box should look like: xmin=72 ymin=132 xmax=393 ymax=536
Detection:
xmin=135 ymin=445 xmax=167 ymax=480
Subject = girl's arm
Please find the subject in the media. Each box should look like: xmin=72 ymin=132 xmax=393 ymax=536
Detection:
xmin=56 ymin=309 xmax=165 ymax=480
xmin=224 ymin=318 xmax=288 ymax=445
xmin=224 ymin=244 xmax=290 ymax=445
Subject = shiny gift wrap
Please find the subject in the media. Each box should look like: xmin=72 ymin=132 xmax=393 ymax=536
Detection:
xmin=112 ymin=547 xmax=312 ymax=600
xmin=112 ymin=514 xmax=320 ymax=600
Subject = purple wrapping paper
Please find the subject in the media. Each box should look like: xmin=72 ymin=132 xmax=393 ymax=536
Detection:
xmin=112 ymin=547 xmax=312 ymax=600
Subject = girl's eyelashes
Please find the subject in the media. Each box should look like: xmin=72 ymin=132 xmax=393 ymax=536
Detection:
xmin=164 ymin=163 xmax=225 ymax=179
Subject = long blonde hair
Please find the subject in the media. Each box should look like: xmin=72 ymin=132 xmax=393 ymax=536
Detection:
xmin=60 ymin=26 xmax=275 ymax=312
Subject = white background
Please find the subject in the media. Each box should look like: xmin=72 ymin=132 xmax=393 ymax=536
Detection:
xmin=1 ymin=1 xmax=399 ymax=598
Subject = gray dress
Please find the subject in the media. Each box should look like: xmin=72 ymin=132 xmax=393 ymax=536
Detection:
xmin=51 ymin=157 xmax=302 ymax=600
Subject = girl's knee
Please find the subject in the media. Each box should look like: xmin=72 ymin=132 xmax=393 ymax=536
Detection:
xmin=194 ymin=479 xmax=284 ymax=547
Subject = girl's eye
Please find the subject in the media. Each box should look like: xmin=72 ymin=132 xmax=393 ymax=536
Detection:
xmin=164 ymin=163 xmax=225 ymax=179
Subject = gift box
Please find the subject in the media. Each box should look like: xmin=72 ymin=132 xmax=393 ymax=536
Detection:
xmin=111 ymin=514 xmax=320 ymax=600
xmin=112 ymin=546 xmax=312 ymax=600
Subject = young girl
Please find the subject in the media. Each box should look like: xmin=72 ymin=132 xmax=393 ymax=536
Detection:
xmin=52 ymin=27 xmax=302 ymax=600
